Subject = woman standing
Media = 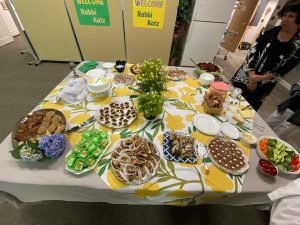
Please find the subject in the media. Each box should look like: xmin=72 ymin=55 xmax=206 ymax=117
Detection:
xmin=231 ymin=0 xmax=300 ymax=110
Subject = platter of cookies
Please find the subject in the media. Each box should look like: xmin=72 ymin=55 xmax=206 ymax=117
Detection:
xmin=12 ymin=109 xmax=66 ymax=147
xmin=111 ymin=135 xmax=160 ymax=185
xmin=130 ymin=64 xmax=141 ymax=75
xmin=113 ymin=73 xmax=135 ymax=86
xmin=96 ymin=101 xmax=137 ymax=129
xmin=163 ymin=68 xmax=187 ymax=81
xmin=206 ymin=136 xmax=249 ymax=175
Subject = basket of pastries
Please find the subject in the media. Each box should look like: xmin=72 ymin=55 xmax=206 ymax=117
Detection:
xmin=202 ymin=92 xmax=224 ymax=115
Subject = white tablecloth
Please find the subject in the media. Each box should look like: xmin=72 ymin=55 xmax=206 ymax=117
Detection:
xmin=0 ymin=63 xmax=298 ymax=206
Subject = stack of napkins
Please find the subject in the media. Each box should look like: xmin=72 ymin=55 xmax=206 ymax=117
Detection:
xmin=58 ymin=78 xmax=88 ymax=104
xmin=78 ymin=61 xmax=98 ymax=73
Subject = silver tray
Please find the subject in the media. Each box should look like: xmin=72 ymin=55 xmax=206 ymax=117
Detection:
xmin=11 ymin=108 xmax=66 ymax=148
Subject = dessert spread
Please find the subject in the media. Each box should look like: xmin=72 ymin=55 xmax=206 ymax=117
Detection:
xmin=130 ymin=64 xmax=141 ymax=75
xmin=202 ymin=92 xmax=224 ymax=115
xmin=111 ymin=135 xmax=160 ymax=185
xmin=113 ymin=73 xmax=135 ymax=85
xmin=164 ymin=68 xmax=187 ymax=81
xmin=14 ymin=110 xmax=65 ymax=143
xmin=65 ymin=130 xmax=110 ymax=174
xmin=169 ymin=131 xmax=195 ymax=159
xmin=207 ymin=137 xmax=249 ymax=175
xmin=97 ymin=101 xmax=137 ymax=128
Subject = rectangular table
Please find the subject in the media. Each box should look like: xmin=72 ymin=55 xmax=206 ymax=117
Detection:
xmin=0 ymin=62 xmax=298 ymax=206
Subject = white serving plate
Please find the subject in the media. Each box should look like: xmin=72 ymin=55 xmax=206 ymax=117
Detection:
xmin=96 ymin=100 xmax=137 ymax=129
xmin=86 ymin=69 xmax=106 ymax=78
xmin=256 ymin=136 xmax=300 ymax=175
xmin=110 ymin=137 xmax=160 ymax=185
xmin=193 ymin=114 xmax=221 ymax=136
xmin=221 ymin=122 xmax=240 ymax=140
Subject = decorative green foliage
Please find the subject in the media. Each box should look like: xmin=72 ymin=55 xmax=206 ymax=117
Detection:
xmin=138 ymin=92 xmax=165 ymax=118
xmin=177 ymin=0 xmax=192 ymax=24
xmin=137 ymin=58 xmax=167 ymax=93
xmin=171 ymin=99 xmax=196 ymax=113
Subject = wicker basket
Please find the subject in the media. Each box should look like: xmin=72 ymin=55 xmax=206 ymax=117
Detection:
xmin=202 ymin=100 xmax=223 ymax=115
xmin=202 ymin=92 xmax=224 ymax=115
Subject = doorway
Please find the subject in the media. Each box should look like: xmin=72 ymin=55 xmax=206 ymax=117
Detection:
xmin=221 ymin=0 xmax=260 ymax=52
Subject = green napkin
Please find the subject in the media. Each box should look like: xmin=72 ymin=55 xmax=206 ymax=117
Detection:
xmin=78 ymin=61 xmax=99 ymax=73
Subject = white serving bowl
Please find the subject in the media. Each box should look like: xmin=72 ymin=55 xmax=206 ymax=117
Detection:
xmin=88 ymin=78 xmax=110 ymax=93
xmin=240 ymin=132 xmax=257 ymax=145
xmin=199 ymin=73 xmax=215 ymax=86
xmin=87 ymin=82 xmax=112 ymax=98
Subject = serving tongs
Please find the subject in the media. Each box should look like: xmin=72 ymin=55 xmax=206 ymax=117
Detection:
xmin=189 ymin=58 xmax=202 ymax=70
xmin=198 ymin=144 xmax=209 ymax=175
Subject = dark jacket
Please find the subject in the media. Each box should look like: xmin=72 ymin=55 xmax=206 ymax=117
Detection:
xmin=278 ymin=83 xmax=300 ymax=126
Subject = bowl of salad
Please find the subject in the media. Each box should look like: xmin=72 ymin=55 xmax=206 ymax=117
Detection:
xmin=195 ymin=62 xmax=224 ymax=77
xmin=256 ymin=136 xmax=300 ymax=175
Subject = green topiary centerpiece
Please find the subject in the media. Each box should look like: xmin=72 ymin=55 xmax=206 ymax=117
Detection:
xmin=137 ymin=92 xmax=164 ymax=120
xmin=136 ymin=59 xmax=167 ymax=119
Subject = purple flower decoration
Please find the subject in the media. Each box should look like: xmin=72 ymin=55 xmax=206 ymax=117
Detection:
xmin=38 ymin=133 xmax=66 ymax=159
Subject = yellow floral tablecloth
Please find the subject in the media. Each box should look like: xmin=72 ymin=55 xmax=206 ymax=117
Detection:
xmin=39 ymin=66 xmax=253 ymax=206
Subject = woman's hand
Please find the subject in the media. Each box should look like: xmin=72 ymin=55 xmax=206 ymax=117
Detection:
xmin=248 ymin=74 xmax=263 ymax=83
xmin=248 ymin=73 xmax=274 ymax=83
xmin=297 ymin=79 xmax=300 ymax=86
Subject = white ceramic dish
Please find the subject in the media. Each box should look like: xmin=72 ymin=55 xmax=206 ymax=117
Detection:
xmin=110 ymin=137 xmax=160 ymax=185
xmin=207 ymin=136 xmax=249 ymax=175
xmin=96 ymin=100 xmax=137 ymax=129
xmin=102 ymin=63 xmax=115 ymax=69
xmin=193 ymin=114 xmax=221 ymax=136
xmin=240 ymin=132 xmax=257 ymax=145
xmin=86 ymin=69 xmax=106 ymax=78
xmin=256 ymin=136 xmax=300 ymax=175
xmin=86 ymin=83 xmax=112 ymax=98
xmin=199 ymin=73 xmax=215 ymax=86
xmin=88 ymin=78 xmax=110 ymax=93
xmin=221 ymin=122 xmax=240 ymax=140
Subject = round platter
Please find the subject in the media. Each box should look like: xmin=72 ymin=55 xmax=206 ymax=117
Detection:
xmin=221 ymin=122 xmax=240 ymax=140
xmin=86 ymin=69 xmax=106 ymax=78
xmin=113 ymin=73 xmax=135 ymax=86
xmin=206 ymin=136 xmax=249 ymax=175
xmin=11 ymin=109 xmax=66 ymax=148
xmin=130 ymin=64 xmax=141 ymax=75
xmin=96 ymin=101 xmax=137 ymax=129
xmin=110 ymin=136 xmax=160 ymax=185
xmin=193 ymin=114 xmax=222 ymax=136
xmin=164 ymin=68 xmax=187 ymax=81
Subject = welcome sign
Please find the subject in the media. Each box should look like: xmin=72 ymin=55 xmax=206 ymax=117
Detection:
xmin=133 ymin=0 xmax=166 ymax=29
xmin=74 ymin=0 xmax=110 ymax=26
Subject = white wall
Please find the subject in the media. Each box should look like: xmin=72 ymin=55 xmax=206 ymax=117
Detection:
xmin=242 ymin=0 xmax=278 ymax=44
xmin=0 ymin=1 xmax=19 ymax=36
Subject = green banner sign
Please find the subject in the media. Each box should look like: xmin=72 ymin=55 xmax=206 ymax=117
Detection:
xmin=74 ymin=0 xmax=110 ymax=26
